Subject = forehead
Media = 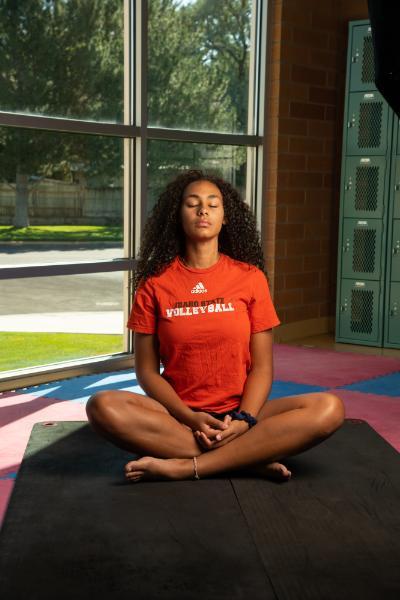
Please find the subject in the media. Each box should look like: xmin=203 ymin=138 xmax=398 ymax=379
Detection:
xmin=183 ymin=180 xmax=222 ymax=198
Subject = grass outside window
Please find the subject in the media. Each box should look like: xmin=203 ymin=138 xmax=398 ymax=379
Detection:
xmin=0 ymin=332 xmax=124 ymax=372
xmin=0 ymin=226 xmax=122 ymax=242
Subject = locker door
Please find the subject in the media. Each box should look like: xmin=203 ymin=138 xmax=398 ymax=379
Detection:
xmin=347 ymin=92 xmax=389 ymax=155
xmin=339 ymin=280 xmax=380 ymax=343
xmin=349 ymin=24 xmax=375 ymax=92
xmin=343 ymin=156 xmax=385 ymax=218
xmin=390 ymin=220 xmax=400 ymax=281
xmin=342 ymin=218 xmax=382 ymax=279
xmin=387 ymin=282 xmax=400 ymax=344
xmin=392 ymin=157 xmax=400 ymax=219
xmin=396 ymin=119 xmax=400 ymax=156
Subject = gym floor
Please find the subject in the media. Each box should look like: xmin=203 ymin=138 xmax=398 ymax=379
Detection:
xmin=284 ymin=332 xmax=400 ymax=358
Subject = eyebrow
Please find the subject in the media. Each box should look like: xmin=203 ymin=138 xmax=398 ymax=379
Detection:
xmin=184 ymin=193 xmax=221 ymax=200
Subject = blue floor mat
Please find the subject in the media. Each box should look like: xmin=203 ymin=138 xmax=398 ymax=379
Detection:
xmin=339 ymin=371 xmax=400 ymax=397
xmin=6 ymin=367 xmax=399 ymax=404
xmin=269 ymin=381 xmax=327 ymax=399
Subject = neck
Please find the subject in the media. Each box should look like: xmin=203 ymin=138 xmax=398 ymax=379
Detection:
xmin=181 ymin=244 xmax=220 ymax=269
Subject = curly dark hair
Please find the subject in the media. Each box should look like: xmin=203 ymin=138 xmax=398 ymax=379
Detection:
xmin=133 ymin=169 xmax=268 ymax=292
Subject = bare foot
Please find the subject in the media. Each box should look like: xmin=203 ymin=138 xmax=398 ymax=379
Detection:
xmin=124 ymin=457 xmax=292 ymax=483
xmin=248 ymin=461 xmax=292 ymax=482
xmin=125 ymin=456 xmax=192 ymax=482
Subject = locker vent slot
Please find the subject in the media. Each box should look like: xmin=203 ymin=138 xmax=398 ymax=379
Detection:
xmin=361 ymin=36 xmax=375 ymax=83
xmin=352 ymin=228 xmax=376 ymax=272
xmin=358 ymin=102 xmax=382 ymax=148
xmin=350 ymin=289 xmax=373 ymax=333
xmin=355 ymin=166 xmax=379 ymax=211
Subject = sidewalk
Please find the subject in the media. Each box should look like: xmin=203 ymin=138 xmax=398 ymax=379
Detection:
xmin=0 ymin=312 xmax=124 ymax=334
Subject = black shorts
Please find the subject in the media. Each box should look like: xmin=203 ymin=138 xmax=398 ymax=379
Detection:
xmin=192 ymin=408 xmax=239 ymax=421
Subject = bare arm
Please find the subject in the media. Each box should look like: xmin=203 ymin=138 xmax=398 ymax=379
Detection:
xmin=198 ymin=330 xmax=274 ymax=450
xmin=239 ymin=329 xmax=274 ymax=417
xmin=134 ymin=332 xmax=197 ymax=427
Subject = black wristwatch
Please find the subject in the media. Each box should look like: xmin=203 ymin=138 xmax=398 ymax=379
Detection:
xmin=231 ymin=410 xmax=257 ymax=428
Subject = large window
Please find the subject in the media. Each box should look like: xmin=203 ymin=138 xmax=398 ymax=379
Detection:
xmin=148 ymin=0 xmax=251 ymax=133
xmin=0 ymin=0 xmax=267 ymax=388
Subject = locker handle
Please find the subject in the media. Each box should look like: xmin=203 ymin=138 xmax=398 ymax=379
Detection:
xmin=393 ymin=244 xmax=400 ymax=255
xmin=395 ymin=183 xmax=400 ymax=192
xmin=351 ymin=51 xmax=359 ymax=63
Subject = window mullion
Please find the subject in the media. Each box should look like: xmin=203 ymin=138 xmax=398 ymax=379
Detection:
xmin=123 ymin=0 xmax=136 ymax=355
xmin=255 ymin=0 xmax=268 ymax=240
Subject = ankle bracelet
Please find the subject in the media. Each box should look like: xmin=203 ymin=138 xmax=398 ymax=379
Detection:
xmin=193 ymin=456 xmax=200 ymax=480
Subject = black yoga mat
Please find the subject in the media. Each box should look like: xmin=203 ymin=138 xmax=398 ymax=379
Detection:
xmin=0 ymin=419 xmax=399 ymax=600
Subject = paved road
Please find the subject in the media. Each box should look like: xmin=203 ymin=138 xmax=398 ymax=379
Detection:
xmin=0 ymin=242 xmax=123 ymax=267
xmin=0 ymin=244 xmax=127 ymax=333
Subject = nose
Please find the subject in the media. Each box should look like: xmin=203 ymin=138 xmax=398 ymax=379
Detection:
xmin=198 ymin=206 xmax=208 ymax=215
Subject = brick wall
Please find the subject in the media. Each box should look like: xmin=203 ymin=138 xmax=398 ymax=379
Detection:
xmin=263 ymin=0 xmax=369 ymax=340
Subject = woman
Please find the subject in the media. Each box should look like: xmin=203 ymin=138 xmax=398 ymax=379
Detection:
xmin=86 ymin=170 xmax=345 ymax=482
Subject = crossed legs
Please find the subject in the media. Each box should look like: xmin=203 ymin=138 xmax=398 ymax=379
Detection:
xmin=86 ymin=390 xmax=345 ymax=482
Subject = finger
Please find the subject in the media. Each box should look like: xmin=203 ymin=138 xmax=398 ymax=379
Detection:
xmin=195 ymin=432 xmax=208 ymax=449
xmin=206 ymin=427 xmax=223 ymax=441
xmin=212 ymin=416 xmax=232 ymax=440
xmin=206 ymin=423 xmax=226 ymax=437
xmin=195 ymin=431 xmax=211 ymax=442
xmin=193 ymin=430 xmax=204 ymax=443
xmin=223 ymin=415 xmax=232 ymax=428
xmin=195 ymin=431 xmax=212 ymax=448
xmin=208 ymin=417 xmax=227 ymax=430
xmin=200 ymin=431 xmax=213 ymax=448
xmin=212 ymin=432 xmax=236 ymax=449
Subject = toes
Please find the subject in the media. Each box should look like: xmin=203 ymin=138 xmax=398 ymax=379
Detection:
xmin=265 ymin=462 xmax=292 ymax=480
xmin=126 ymin=471 xmax=143 ymax=482
xmin=125 ymin=458 xmax=146 ymax=473
xmin=278 ymin=465 xmax=291 ymax=477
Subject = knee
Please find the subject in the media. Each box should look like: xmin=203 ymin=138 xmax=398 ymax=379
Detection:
xmin=317 ymin=393 xmax=346 ymax=438
xmin=86 ymin=391 xmax=115 ymax=424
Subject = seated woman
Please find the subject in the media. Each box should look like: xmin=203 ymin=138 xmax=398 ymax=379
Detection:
xmin=86 ymin=169 xmax=345 ymax=482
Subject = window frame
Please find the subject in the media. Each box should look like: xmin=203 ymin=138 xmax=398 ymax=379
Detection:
xmin=0 ymin=0 xmax=268 ymax=391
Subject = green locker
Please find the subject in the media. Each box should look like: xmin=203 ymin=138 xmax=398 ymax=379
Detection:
xmin=387 ymin=282 xmax=400 ymax=344
xmin=349 ymin=24 xmax=375 ymax=92
xmin=390 ymin=220 xmax=400 ymax=281
xmin=384 ymin=116 xmax=400 ymax=348
xmin=336 ymin=20 xmax=392 ymax=347
xmin=343 ymin=156 xmax=386 ymax=218
xmin=342 ymin=218 xmax=382 ymax=280
xmin=339 ymin=279 xmax=381 ymax=344
xmin=392 ymin=156 xmax=400 ymax=218
xmin=347 ymin=91 xmax=390 ymax=156
xmin=396 ymin=120 xmax=400 ymax=156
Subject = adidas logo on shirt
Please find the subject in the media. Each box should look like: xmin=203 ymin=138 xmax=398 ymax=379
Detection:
xmin=191 ymin=282 xmax=207 ymax=294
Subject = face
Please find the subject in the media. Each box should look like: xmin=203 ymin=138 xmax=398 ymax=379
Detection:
xmin=180 ymin=180 xmax=226 ymax=241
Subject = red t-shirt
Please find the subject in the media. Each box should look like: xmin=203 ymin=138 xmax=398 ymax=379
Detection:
xmin=127 ymin=253 xmax=281 ymax=413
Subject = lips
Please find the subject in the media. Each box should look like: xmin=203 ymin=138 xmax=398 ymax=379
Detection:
xmin=196 ymin=221 xmax=211 ymax=226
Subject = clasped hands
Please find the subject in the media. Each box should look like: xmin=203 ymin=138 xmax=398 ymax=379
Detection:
xmin=189 ymin=411 xmax=249 ymax=451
